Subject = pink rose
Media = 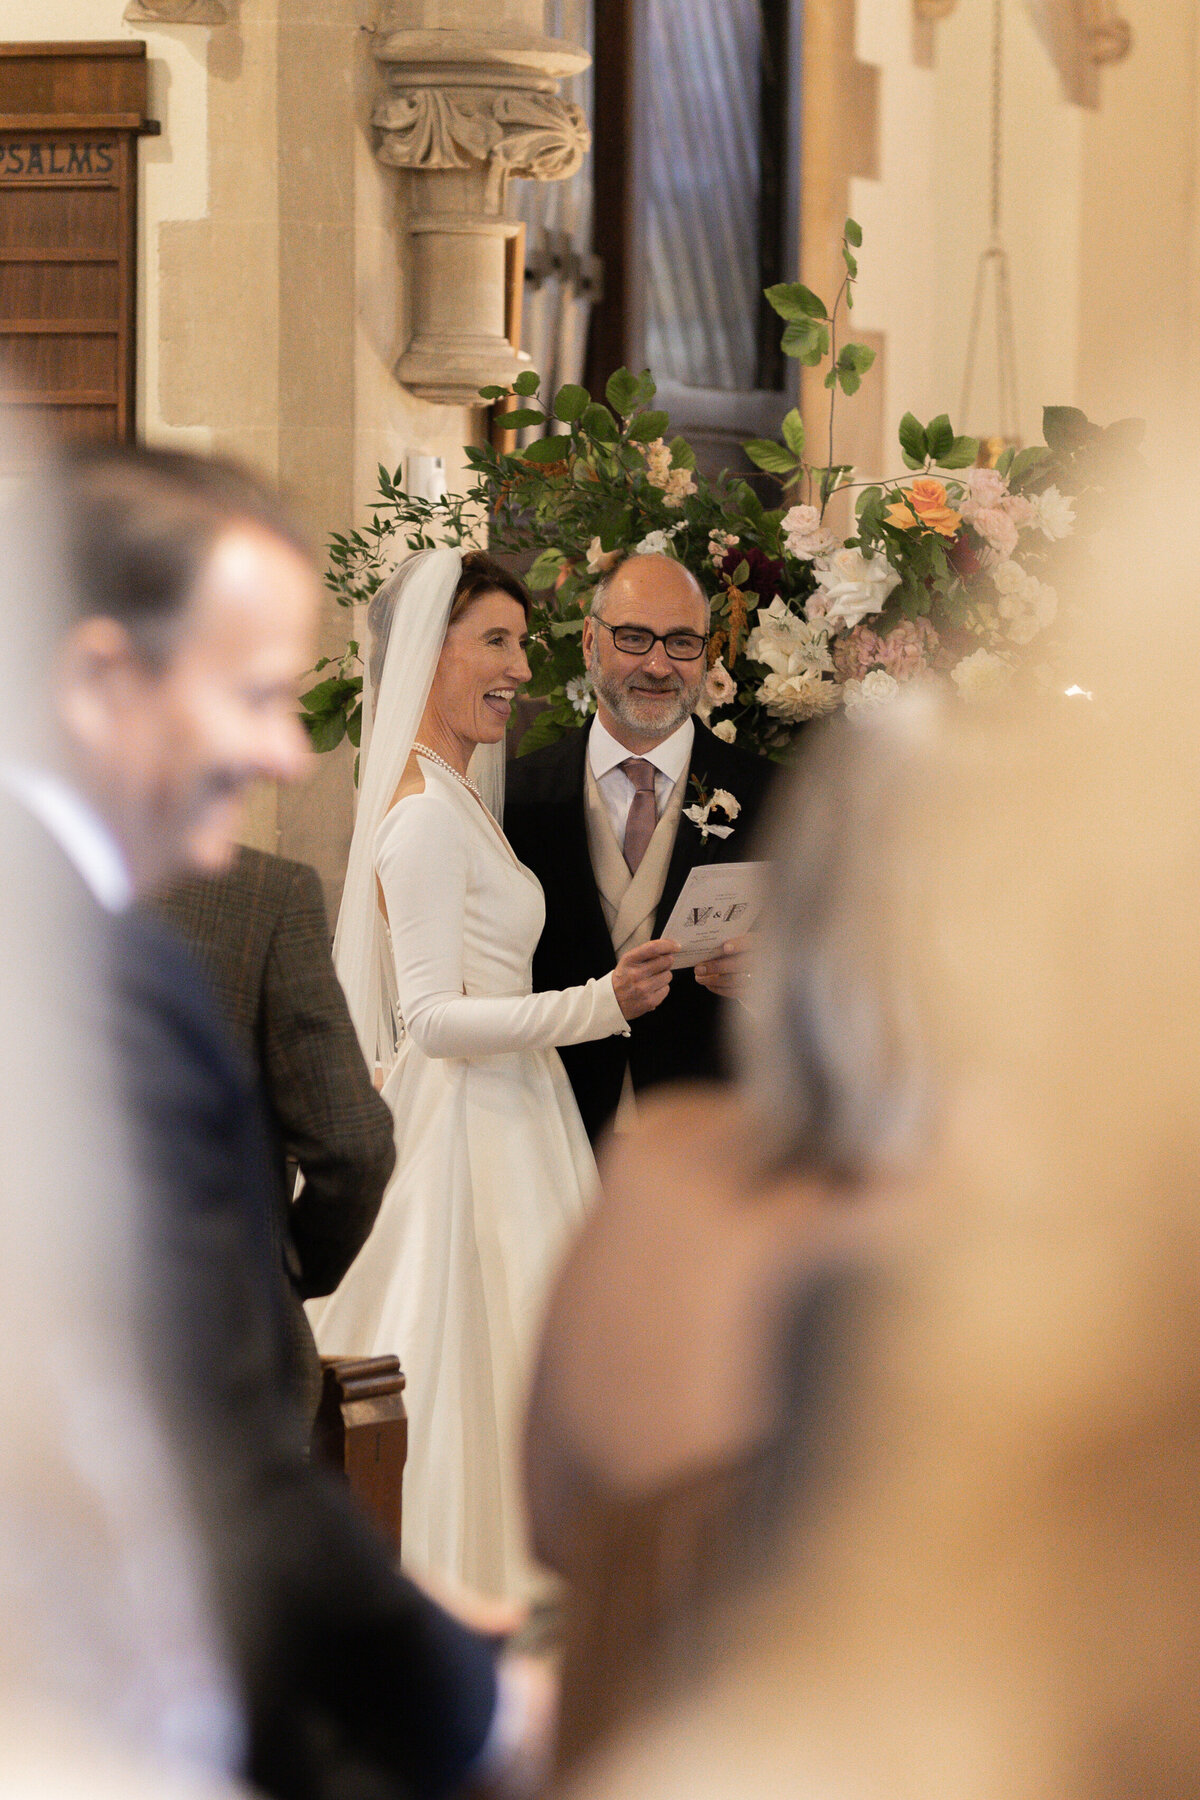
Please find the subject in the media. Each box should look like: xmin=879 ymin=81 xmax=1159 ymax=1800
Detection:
xmin=963 ymin=467 xmax=1007 ymax=509
xmin=970 ymin=506 xmax=1020 ymax=559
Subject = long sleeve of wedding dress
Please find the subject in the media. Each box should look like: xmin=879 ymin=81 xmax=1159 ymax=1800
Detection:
xmin=376 ymin=788 xmax=629 ymax=1060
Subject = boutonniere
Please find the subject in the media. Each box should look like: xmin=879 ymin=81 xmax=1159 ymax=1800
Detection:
xmin=683 ymin=776 xmax=741 ymax=843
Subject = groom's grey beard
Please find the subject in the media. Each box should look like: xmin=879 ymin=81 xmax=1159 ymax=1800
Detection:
xmin=586 ymin=639 xmax=703 ymax=740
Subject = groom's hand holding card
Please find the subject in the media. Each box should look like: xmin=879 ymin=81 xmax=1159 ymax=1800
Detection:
xmin=662 ymin=862 xmax=768 ymax=998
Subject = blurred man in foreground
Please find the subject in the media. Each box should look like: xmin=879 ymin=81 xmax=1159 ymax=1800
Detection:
xmin=14 ymin=442 xmax=548 ymax=1800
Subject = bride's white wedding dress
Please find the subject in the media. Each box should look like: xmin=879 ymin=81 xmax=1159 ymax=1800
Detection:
xmin=309 ymin=753 xmax=627 ymax=1601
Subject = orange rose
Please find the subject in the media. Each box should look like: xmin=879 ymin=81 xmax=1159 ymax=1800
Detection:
xmin=906 ymin=477 xmax=962 ymax=537
xmin=884 ymin=498 xmax=919 ymax=530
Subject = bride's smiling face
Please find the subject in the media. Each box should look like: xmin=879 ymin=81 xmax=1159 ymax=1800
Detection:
xmin=429 ymin=589 xmax=532 ymax=748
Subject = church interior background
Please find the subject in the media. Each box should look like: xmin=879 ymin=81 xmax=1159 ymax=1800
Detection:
xmin=0 ymin=0 xmax=1187 ymax=908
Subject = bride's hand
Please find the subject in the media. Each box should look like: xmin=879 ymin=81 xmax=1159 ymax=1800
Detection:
xmin=613 ymin=938 xmax=679 ymax=1020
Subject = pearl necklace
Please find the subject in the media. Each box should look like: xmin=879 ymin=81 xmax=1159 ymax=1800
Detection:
xmin=413 ymin=741 xmax=483 ymax=801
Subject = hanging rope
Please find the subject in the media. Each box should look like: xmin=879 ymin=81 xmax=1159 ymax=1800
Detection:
xmin=958 ymin=0 xmax=1021 ymax=447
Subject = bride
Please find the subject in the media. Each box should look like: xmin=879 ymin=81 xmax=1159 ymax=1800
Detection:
xmin=309 ymin=547 xmax=676 ymax=1602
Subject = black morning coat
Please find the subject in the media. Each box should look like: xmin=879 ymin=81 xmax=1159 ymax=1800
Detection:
xmin=505 ymin=718 xmax=775 ymax=1144
xmin=8 ymin=784 xmax=499 ymax=1800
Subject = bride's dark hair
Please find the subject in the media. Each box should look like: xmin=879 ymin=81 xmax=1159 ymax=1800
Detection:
xmin=450 ymin=550 xmax=531 ymax=625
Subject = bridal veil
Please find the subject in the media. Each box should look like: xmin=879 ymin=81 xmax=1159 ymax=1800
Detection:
xmin=333 ymin=546 xmax=507 ymax=1075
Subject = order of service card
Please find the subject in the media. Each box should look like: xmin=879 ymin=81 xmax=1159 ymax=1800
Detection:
xmin=661 ymin=861 xmax=768 ymax=968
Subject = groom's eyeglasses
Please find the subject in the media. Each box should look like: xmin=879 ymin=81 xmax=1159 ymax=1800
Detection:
xmin=595 ymin=618 xmax=709 ymax=662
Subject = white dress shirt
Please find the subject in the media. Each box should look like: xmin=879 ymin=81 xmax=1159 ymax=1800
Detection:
xmin=0 ymin=762 xmax=133 ymax=912
xmin=587 ymin=714 xmax=694 ymax=851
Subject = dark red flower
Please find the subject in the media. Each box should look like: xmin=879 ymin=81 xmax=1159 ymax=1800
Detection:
xmin=947 ymin=534 xmax=983 ymax=580
xmin=721 ymin=544 xmax=785 ymax=599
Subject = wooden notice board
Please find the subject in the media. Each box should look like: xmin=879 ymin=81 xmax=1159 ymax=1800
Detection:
xmin=0 ymin=42 xmax=157 ymax=443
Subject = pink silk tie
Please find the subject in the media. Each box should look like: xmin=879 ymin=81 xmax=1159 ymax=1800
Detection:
xmin=620 ymin=757 xmax=658 ymax=875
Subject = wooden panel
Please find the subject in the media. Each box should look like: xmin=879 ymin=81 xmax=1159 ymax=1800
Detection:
xmin=0 ymin=262 xmax=120 ymax=321
xmin=0 ymin=45 xmax=147 ymax=443
xmin=0 ymin=43 xmax=150 ymax=122
xmin=0 ymin=185 xmax=121 ymax=250
xmin=21 ymin=403 xmax=117 ymax=439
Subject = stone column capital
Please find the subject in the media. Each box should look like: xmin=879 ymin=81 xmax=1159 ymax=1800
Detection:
xmin=373 ymin=9 xmax=591 ymax=405
xmin=375 ymin=83 xmax=589 ymax=213
xmin=124 ymin=0 xmax=228 ymax=21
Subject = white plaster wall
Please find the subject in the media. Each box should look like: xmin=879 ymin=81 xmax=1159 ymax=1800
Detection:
xmin=852 ymin=0 xmax=1083 ymax=461
xmin=3 ymin=2 xmax=212 ymax=448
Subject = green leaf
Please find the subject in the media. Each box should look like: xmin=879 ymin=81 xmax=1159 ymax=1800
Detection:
xmin=605 ymin=368 xmax=641 ymax=416
xmin=842 ymin=246 xmax=858 ymax=279
xmin=899 ymin=412 xmax=928 ymax=465
xmin=582 ymin=402 xmax=620 ymax=444
xmin=549 ymin=617 xmax=586 ymax=638
xmin=1042 ymin=405 xmax=1094 ymax=454
xmin=845 ymin=217 xmax=863 ymax=248
xmin=553 ymin=383 xmax=590 ymax=423
xmin=925 ymin=414 xmax=954 ymax=460
xmin=938 ymin=435 xmax=979 ymax=470
xmin=632 ymin=369 xmax=658 ymax=407
xmin=520 ymin=436 xmax=571 ymax=465
xmin=517 ymin=706 xmax=571 ymax=757
xmin=729 ymin=559 xmax=750 ymax=587
xmin=628 ymin=409 xmax=671 ymax=442
xmin=346 ymin=702 xmax=363 ymax=749
xmin=781 ymin=407 xmax=806 ymax=459
xmin=1102 ymin=415 xmax=1146 ymax=453
xmin=764 ymin=281 xmax=828 ymax=322
xmin=496 ymin=407 xmax=546 ymax=431
xmin=824 ymin=369 xmax=838 ymax=391
xmin=478 ymin=384 xmax=507 ymax=401
xmin=743 ymin=439 xmax=802 ymax=476
xmin=996 ymin=446 xmax=1016 ymax=478
xmin=513 ymin=369 xmax=540 ymax=397
xmin=298 ymin=676 xmax=347 ymax=714
xmin=1008 ymin=445 xmax=1052 ymax=484
xmin=669 ymin=435 xmax=697 ymax=471
xmin=527 ymin=547 xmax=566 ymax=591
xmin=307 ymin=711 xmax=347 ymax=754
xmin=781 ymin=317 xmax=830 ymax=365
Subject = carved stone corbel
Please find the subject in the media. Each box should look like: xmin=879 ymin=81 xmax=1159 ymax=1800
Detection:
xmin=124 ymin=0 xmax=229 ymax=22
xmin=373 ymin=3 xmax=590 ymax=406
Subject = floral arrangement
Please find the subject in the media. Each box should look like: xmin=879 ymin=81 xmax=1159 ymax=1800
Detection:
xmin=303 ymin=222 xmax=1141 ymax=761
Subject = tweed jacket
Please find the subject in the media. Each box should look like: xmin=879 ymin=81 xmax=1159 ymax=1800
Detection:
xmin=154 ymin=846 xmax=395 ymax=1302
xmin=505 ymin=719 xmax=775 ymax=1143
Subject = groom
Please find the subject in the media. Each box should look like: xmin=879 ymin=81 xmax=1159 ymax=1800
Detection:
xmin=506 ymin=552 xmax=773 ymax=1143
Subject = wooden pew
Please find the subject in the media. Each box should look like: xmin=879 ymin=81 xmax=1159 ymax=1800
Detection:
xmin=313 ymin=1354 xmax=407 ymax=1556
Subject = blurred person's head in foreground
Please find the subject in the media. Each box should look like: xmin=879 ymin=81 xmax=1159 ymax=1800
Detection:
xmin=0 ymin=421 xmax=237 ymax=1783
xmin=570 ymin=522 xmax=1200 ymax=1799
xmin=53 ymin=444 xmax=318 ymax=893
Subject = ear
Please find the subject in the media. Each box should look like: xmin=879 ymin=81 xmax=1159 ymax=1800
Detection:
xmin=581 ymin=615 xmax=596 ymax=662
xmin=54 ymin=616 xmax=148 ymax=757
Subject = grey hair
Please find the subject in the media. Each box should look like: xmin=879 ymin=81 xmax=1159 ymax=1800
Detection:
xmin=736 ymin=691 xmax=937 ymax=1184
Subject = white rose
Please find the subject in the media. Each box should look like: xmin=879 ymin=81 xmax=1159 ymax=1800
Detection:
xmin=711 ymin=719 xmax=737 ymax=743
xmin=843 ymin=669 xmax=900 ymax=711
xmin=635 ymin=529 xmax=671 ymax=556
xmin=991 ymin=559 xmax=1028 ymax=595
xmin=756 ymin=669 xmax=842 ymax=722
xmin=813 ymin=548 xmax=901 ymax=630
xmin=746 ymin=597 xmax=834 ymax=678
xmin=998 ymin=578 xmax=1057 ymax=645
xmin=709 ymin=787 xmax=741 ymax=821
xmin=782 ymin=503 xmax=839 ymax=562
xmin=950 ymin=648 xmax=1013 ymax=701
xmin=1032 ymin=484 xmax=1075 ymax=541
